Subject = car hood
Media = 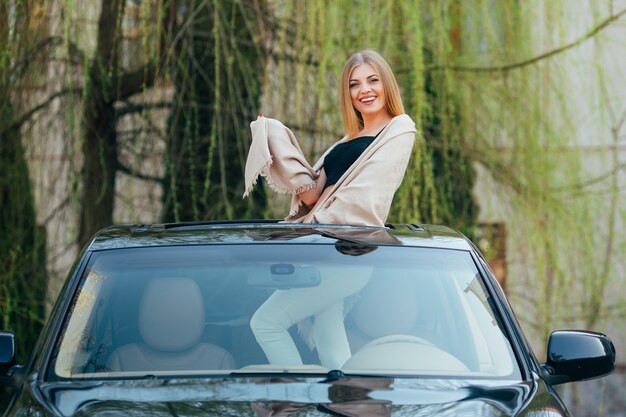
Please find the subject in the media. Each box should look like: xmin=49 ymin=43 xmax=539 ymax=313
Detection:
xmin=36 ymin=377 xmax=539 ymax=416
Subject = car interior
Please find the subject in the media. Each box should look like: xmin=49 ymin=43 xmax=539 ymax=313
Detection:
xmin=50 ymin=245 xmax=518 ymax=379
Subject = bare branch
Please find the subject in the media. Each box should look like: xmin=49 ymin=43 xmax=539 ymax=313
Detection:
xmin=9 ymin=36 xmax=85 ymax=76
xmin=0 ymin=88 xmax=82 ymax=136
xmin=117 ymin=161 xmax=164 ymax=183
xmin=115 ymin=61 xmax=160 ymax=101
xmin=551 ymin=162 xmax=626 ymax=192
xmin=615 ymin=110 xmax=626 ymax=134
xmin=41 ymin=195 xmax=71 ymax=225
xmin=423 ymin=7 xmax=626 ymax=73
xmin=115 ymin=100 xmax=171 ymax=118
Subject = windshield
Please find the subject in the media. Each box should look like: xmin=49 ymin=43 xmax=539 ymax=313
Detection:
xmin=49 ymin=244 xmax=520 ymax=379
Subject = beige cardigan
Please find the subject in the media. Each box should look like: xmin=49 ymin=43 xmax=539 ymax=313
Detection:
xmin=244 ymin=114 xmax=416 ymax=226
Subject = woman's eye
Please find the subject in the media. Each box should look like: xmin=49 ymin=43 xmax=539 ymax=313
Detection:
xmin=369 ymin=78 xmax=379 ymax=83
xmin=349 ymin=83 xmax=358 ymax=88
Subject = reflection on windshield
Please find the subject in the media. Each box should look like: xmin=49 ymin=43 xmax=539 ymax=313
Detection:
xmin=50 ymin=244 xmax=519 ymax=380
xmin=252 ymin=378 xmax=393 ymax=417
xmin=47 ymin=377 xmax=529 ymax=416
xmin=56 ymin=270 xmax=108 ymax=375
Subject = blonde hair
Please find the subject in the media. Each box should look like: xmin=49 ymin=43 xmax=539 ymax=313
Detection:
xmin=340 ymin=50 xmax=405 ymax=136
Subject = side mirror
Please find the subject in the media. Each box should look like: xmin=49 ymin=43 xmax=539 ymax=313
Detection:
xmin=541 ymin=330 xmax=615 ymax=385
xmin=0 ymin=331 xmax=24 ymax=388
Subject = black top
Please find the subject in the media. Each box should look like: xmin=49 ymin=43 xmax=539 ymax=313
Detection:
xmin=324 ymin=128 xmax=383 ymax=190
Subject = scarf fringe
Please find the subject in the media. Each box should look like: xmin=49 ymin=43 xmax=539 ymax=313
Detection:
xmin=292 ymin=180 xmax=318 ymax=195
xmin=288 ymin=197 xmax=305 ymax=218
xmin=286 ymin=182 xmax=318 ymax=217
xmin=243 ymin=156 xmax=273 ymax=198
xmin=244 ymin=156 xmax=317 ymax=200
xmin=262 ymin=175 xmax=291 ymax=195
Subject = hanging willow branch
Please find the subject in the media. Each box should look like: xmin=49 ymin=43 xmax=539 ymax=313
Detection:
xmin=424 ymin=7 xmax=626 ymax=73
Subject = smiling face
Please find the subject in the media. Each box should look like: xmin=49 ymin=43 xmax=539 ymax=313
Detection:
xmin=340 ymin=50 xmax=404 ymax=135
xmin=349 ymin=63 xmax=387 ymax=120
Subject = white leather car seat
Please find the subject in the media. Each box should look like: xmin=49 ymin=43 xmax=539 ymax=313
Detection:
xmin=346 ymin=273 xmax=421 ymax=352
xmin=342 ymin=273 xmax=468 ymax=373
xmin=107 ymin=277 xmax=235 ymax=372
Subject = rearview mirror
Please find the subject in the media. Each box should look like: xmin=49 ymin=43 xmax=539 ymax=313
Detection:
xmin=542 ymin=330 xmax=615 ymax=385
xmin=248 ymin=264 xmax=321 ymax=289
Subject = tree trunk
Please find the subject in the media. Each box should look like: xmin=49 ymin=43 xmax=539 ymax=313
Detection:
xmin=77 ymin=0 xmax=124 ymax=247
xmin=78 ymin=88 xmax=117 ymax=247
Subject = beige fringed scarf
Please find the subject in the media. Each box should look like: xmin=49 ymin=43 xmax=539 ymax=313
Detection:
xmin=244 ymin=114 xmax=417 ymax=226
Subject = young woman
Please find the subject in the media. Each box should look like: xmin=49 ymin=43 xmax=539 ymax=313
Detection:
xmin=296 ymin=50 xmax=409 ymax=218
xmin=245 ymin=50 xmax=417 ymax=369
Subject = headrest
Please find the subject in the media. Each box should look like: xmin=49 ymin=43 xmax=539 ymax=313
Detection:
xmin=350 ymin=276 xmax=419 ymax=339
xmin=139 ymin=277 xmax=204 ymax=352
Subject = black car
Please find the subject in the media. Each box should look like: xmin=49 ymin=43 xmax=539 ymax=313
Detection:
xmin=1 ymin=221 xmax=615 ymax=416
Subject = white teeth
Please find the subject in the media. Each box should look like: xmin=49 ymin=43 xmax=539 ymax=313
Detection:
xmin=361 ymin=97 xmax=375 ymax=103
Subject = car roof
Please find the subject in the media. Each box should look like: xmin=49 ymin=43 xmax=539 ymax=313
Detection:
xmin=88 ymin=220 xmax=474 ymax=251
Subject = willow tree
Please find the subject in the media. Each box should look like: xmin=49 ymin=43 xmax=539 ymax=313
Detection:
xmin=444 ymin=1 xmax=625 ymax=344
xmin=255 ymin=1 xmax=474 ymax=227
xmin=162 ymin=0 xmax=268 ymax=222
xmin=443 ymin=5 xmax=626 ymax=412
xmin=0 ymin=0 xmax=47 ymax=404
xmin=395 ymin=1 xmax=478 ymax=234
xmin=261 ymin=0 xmax=625 ymax=359
xmin=77 ymin=0 xmax=168 ymax=247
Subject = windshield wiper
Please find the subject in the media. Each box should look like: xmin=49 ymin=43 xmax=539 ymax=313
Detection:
xmin=226 ymin=367 xmax=376 ymax=380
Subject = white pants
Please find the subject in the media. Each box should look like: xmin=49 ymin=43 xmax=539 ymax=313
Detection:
xmin=250 ymin=266 xmax=371 ymax=369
